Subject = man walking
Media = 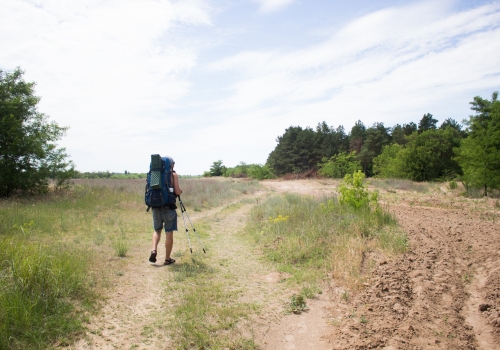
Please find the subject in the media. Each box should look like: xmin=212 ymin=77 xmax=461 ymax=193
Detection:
xmin=149 ymin=157 xmax=182 ymax=265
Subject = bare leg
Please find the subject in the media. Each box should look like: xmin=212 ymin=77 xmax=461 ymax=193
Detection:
xmin=152 ymin=230 xmax=161 ymax=252
xmin=165 ymin=231 xmax=173 ymax=261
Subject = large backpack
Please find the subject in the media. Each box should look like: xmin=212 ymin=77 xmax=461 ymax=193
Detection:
xmin=145 ymin=154 xmax=176 ymax=211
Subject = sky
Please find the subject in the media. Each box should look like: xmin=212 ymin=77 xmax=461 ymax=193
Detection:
xmin=1 ymin=0 xmax=499 ymax=175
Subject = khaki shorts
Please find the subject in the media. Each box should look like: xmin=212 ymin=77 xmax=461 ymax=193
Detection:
xmin=152 ymin=207 xmax=178 ymax=232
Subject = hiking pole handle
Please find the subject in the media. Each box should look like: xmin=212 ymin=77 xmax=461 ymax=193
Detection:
xmin=177 ymin=195 xmax=186 ymax=212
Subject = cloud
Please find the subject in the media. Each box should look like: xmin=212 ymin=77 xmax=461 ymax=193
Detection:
xmin=208 ymin=1 xmax=500 ymax=121
xmin=0 ymin=0 xmax=212 ymax=171
xmin=252 ymin=0 xmax=295 ymax=13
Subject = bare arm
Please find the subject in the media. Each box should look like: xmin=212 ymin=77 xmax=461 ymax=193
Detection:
xmin=172 ymin=172 xmax=182 ymax=196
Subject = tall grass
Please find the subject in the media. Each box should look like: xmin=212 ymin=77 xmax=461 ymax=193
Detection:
xmin=0 ymin=185 xmax=137 ymax=349
xmin=245 ymin=193 xmax=407 ymax=291
xmin=180 ymin=178 xmax=261 ymax=211
xmin=0 ymin=237 xmax=96 ymax=349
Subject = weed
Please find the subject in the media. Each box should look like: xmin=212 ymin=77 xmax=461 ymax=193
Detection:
xmin=167 ymin=256 xmax=257 ymax=349
xmin=341 ymin=291 xmax=350 ymax=302
xmin=300 ymin=285 xmax=321 ymax=298
xmin=448 ymin=180 xmax=458 ymax=190
xmin=360 ymin=315 xmax=369 ymax=324
xmin=112 ymin=235 xmax=129 ymax=257
xmin=287 ymin=294 xmax=307 ymax=314
xmin=94 ymin=230 xmax=106 ymax=245
xmin=463 ymin=274 xmax=474 ymax=284
xmin=338 ymin=171 xmax=378 ymax=210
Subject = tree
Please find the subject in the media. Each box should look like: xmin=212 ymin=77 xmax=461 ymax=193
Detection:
xmin=418 ymin=113 xmax=438 ymax=134
xmin=357 ymin=122 xmax=391 ymax=176
xmin=455 ymin=92 xmax=500 ymax=196
xmin=0 ymin=68 xmax=73 ymax=196
xmin=209 ymin=160 xmax=226 ymax=176
xmin=267 ymin=126 xmax=318 ymax=175
xmin=247 ymin=164 xmax=274 ymax=180
xmin=403 ymin=122 xmax=417 ymax=136
xmin=372 ymin=144 xmax=405 ymax=178
xmin=314 ymin=122 xmax=349 ymax=159
xmin=349 ymin=120 xmax=366 ymax=153
xmin=318 ymin=151 xmax=361 ymax=178
xmin=401 ymin=127 xmax=462 ymax=181
xmin=391 ymin=124 xmax=406 ymax=145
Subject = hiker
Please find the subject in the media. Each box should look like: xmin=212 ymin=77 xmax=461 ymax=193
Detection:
xmin=149 ymin=157 xmax=182 ymax=265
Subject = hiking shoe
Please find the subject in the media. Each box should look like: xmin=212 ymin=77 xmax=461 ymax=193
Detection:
xmin=149 ymin=250 xmax=157 ymax=263
xmin=164 ymin=258 xmax=176 ymax=265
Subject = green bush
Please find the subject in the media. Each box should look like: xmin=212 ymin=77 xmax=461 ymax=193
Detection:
xmin=318 ymin=151 xmax=361 ymax=178
xmin=338 ymin=171 xmax=378 ymax=210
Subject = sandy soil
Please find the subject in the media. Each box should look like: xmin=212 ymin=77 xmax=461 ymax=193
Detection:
xmin=69 ymin=179 xmax=500 ymax=349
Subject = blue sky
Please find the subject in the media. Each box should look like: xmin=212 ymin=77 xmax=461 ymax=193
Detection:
xmin=1 ymin=0 xmax=499 ymax=175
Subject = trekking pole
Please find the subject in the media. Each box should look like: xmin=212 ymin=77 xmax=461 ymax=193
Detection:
xmin=179 ymin=200 xmax=193 ymax=253
xmin=178 ymin=196 xmax=206 ymax=254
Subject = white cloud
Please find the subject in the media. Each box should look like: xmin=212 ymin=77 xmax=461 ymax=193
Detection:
xmin=0 ymin=0 xmax=212 ymax=172
xmin=208 ymin=1 xmax=500 ymax=120
xmin=252 ymin=0 xmax=295 ymax=13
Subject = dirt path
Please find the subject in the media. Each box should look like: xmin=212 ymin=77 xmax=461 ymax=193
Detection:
xmin=71 ymin=197 xmax=265 ymax=349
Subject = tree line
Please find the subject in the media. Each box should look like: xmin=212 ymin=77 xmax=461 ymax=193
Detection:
xmin=208 ymin=92 xmax=499 ymax=196
xmin=265 ymin=92 xmax=499 ymax=195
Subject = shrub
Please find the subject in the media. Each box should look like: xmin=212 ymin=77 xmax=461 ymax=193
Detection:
xmin=318 ymin=151 xmax=361 ymax=178
xmin=338 ymin=171 xmax=378 ymax=210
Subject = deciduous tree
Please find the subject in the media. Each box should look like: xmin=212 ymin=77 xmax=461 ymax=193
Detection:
xmin=455 ymin=92 xmax=500 ymax=196
xmin=0 ymin=68 xmax=73 ymax=196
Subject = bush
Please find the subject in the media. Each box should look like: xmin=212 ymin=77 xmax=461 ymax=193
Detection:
xmin=339 ymin=171 xmax=378 ymax=210
xmin=318 ymin=151 xmax=361 ymax=178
